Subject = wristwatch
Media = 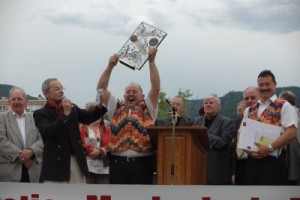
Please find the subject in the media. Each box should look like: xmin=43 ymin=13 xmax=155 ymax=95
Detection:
xmin=268 ymin=144 xmax=274 ymax=152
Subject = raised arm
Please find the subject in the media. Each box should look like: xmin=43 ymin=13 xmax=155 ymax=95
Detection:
xmin=147 ymin=48 xmax=160 ymax=108
xmin=97 ymin=54 xmax=119 ymax=106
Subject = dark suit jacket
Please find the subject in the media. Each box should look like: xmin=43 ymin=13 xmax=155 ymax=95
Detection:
xmin=192 ymin=113 xmax=235 ymax=184
xmin=155 ymin=117 xmax=192 ymax=126
xmin=33 ymin=103 xmax=107 ymax=182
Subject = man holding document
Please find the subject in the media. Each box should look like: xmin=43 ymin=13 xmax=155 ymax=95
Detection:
xmin=238 ymin=70 xmax=298 ymax=185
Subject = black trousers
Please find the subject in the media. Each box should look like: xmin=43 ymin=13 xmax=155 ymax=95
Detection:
xmin=109 ymin=155 xmax=153 ymax=184
xmin=247 ymin=151 xmax=287 ymax=185
xmin=21 ymin=164 xmax=30 ymax=182
xmin=235 ymin=159 xmax=248 ymax=185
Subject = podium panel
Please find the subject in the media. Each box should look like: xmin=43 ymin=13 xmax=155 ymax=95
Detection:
xmin=147 ymin=127 xmax=209 ymax=185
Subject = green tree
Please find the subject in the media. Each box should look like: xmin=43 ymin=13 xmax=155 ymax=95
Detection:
xmin=157 ymin=89 xmax=170 ymax=118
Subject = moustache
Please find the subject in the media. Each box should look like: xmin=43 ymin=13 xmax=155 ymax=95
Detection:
xmin=261 ymin=89 xmax=271 ymax=93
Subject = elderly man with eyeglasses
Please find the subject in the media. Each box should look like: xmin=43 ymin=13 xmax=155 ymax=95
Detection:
xmin=33 ymin=78 xmax=107 ymax=183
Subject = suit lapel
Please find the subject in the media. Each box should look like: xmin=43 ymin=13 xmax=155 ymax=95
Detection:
xmin=25 ymin=113 xmax=32 ymax=147
xmin=208 ymin=114 xmax=220 ymax=133
xmin=8 ymin=112 xmax=25 ymax=147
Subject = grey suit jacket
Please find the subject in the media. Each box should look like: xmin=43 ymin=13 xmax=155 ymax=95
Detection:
xmin=192 ymin=113 xmax=235 ymax=184
xmin=0 ymin=111 xmax=43 ymax=182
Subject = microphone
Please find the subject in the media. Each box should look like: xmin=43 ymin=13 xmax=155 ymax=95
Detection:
xmin=165 ymin=99 xmax=177 ymax=113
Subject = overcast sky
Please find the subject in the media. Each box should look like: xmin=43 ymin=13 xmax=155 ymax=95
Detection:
xmin=1 ymin=0 xmax=300 ymax=107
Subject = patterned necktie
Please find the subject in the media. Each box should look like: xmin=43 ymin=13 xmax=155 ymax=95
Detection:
xmin=236 ymin=148 xmax=244 ymax=158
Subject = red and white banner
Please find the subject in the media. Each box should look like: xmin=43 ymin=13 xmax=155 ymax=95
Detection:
xmin=0 ymin=182 xmax=299 ymax=200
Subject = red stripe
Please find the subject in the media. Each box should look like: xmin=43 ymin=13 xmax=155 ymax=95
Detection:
xmin=100 ymin=195 xmax=111 ymax=200
xmin=86 ymin=195 xmax=98 ymax=200
xmin=31 ymin=194 xmax=39 ymax=198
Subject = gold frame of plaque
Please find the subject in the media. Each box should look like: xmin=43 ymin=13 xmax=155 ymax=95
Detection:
xmin=118 ymin=22 xmax=167 ymax=70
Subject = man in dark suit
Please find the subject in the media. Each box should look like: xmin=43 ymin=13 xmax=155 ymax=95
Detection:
xmin=33 ymin=78 xmax=107 ymax=183
xmin=0 ymin=87 xmax=43 ymax=182
xmin=155 ymin=95 xmax=191 ymax=126
xmin=279 ymin=90 xmax=300 ymax=185
xmin=192 ymin=94 xmax=235 ymax=185
xmin=232 ymin=86 xmax=260 ymax=185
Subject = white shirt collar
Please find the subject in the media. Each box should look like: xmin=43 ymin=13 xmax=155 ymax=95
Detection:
xmin=12 ymin=111 xmax=26 ymax=118
xmin=258 ymin=94 xmax=277 ymax=104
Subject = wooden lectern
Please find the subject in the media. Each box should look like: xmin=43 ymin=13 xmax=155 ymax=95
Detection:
xmin=147 ymin=126 xmax=209 ymax=185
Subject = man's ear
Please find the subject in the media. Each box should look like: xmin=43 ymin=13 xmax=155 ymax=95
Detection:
xmin=43 ymin=91 xmax=48 ymax=99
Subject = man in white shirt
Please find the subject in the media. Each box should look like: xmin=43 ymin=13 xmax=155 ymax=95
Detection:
xmin=97 ymin=48 xmax=160 ymax=184
xmin=239 ymin=70 xmax=298 ymax=185
xmin=0 ymin=87 xmax=43 ymax=182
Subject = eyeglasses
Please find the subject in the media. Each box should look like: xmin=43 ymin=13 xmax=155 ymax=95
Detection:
xmin=49 ymin=86 xmax=65 ymax=92
xmin=244 ymin=96 xmax=257 ymax=101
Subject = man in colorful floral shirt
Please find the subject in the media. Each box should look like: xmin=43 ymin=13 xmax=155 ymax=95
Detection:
xmin=97 ymin=48 xmax=160 ymax=184
xmin=239 ymin=70 xmax=298 ymax=185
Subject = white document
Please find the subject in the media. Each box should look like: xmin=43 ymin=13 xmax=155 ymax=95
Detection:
xmin=237 ymin=118 xmax=283 ymax=157
xmin=85 ymin=137 xmax=97 ymax=148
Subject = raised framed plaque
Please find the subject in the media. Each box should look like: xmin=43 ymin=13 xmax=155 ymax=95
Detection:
xmin=118 ymin=22 xmax=167 ymax=70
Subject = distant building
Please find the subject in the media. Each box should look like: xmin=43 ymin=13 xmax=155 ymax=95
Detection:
xmin=0 ymin=95 xmax=46 ymax=113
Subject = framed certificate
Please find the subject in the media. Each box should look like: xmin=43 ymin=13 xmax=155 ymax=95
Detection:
xmin=118 ymin=22 xmax=167 ymax=70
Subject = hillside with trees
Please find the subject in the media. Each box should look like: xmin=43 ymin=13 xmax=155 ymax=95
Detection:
xmin=0 ymin=84 xmax=39 ymax=100
xmin=1 ymin=83 xmax=299 ymax=119
xmin=160 ymin=86 xmax=300 ymax=120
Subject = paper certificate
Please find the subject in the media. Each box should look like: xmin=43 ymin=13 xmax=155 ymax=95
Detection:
xmin=118 ymin=22 xmax=167 ymax=70
xmin=237 ymin=118 xmax=283 ymax=157
xmin=85 ymin=138 xmax=97 ymax=148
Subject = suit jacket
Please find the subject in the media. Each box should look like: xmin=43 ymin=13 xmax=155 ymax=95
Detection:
xmin=155 ymin=117 xmax=192 ymax=126
xmin=0 ymin=111 xmax=43 ymax=182
xmin=33 ymin=103 xmax=107 ymax=182
xmin=192 ymin=113 xmax=235 ymax=184
xmin=288 ymin=106 xmax=300 ymax=182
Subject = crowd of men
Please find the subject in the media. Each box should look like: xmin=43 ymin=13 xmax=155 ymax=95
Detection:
xmin=0 ymin=48 xmax=299 ymax=185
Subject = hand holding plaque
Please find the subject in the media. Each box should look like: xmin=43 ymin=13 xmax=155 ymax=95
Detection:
xmin=118 ymin=22 xmax=167 ymax=70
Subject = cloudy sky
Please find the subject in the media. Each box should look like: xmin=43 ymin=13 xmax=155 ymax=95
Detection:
xmin=1 ymin=0 xmax=300 ymax=107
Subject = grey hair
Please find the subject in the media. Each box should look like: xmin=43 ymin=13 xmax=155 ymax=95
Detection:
xmin=125 ymin=82 xmax=143 ymax=93
xmin=9 ymin=86 xmax=27 ymax=99
xmin=85 ymin=102 xmax=97 ymax=112
xmin=172 ymin=95 xmax=186 ymax=105
xmin=203 ymin=93 xmax=221 ymax=107
xmin=42 ymin=78 xmax=58 ymax=93
xmin=279 ymin=91 xmax=296 ymax=106
xmin=243 ymin=86 xmax=259 ymax=97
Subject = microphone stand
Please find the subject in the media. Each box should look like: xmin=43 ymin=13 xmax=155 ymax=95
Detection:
xmin=170 ymin=106 xmax=176 ymax=185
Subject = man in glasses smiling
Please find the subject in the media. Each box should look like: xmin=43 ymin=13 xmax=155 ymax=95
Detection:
xmin=33 ymin=78 xmax=107 ymax=183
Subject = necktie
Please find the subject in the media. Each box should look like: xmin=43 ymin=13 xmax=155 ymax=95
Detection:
xmin=236 ymin=148 xmax=244 ymax=158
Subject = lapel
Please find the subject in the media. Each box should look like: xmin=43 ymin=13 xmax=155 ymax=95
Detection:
xmin=24 ymin=113 xmax=33 ymax=146
xmin=198 ymin=115 xmax=206 ymax=126
xmin=208 ymin=114 xmax=221 ymax=132
xmin=44 ymin=104 xmax=60 ymax=121
xmin=8 ymin=111 xmax=25 ymax=147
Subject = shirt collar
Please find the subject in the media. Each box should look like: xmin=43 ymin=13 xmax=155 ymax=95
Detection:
xmin=12 ymin=111 xmax=26 ymax=118
xmin=258 ymin=94 xmax=277 ymax=104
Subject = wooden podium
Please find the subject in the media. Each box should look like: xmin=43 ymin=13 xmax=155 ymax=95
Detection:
xmin=147 ymin=126 xmax=209 ymax=185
